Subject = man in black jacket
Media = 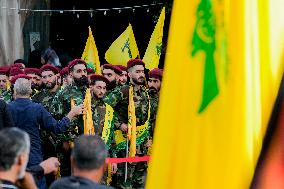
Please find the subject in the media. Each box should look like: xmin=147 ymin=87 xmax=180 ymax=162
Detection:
xmin=50 ymin=135 xmax=113 ymax=189
xmin=0 ymin=99 xmax=14 ymax=129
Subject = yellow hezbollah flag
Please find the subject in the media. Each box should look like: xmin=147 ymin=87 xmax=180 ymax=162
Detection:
xmin=146 ymin=0 xmax=284 ymax=189
xmin=105 ymin=23 xmax=140 ymax=66
xmin=82 ymin=26 xmax=101 ymax=74
xmin=83 ymin=88 xmax=95 ymax=135
xmin=143 ymin=7 xmax=165 ymax=70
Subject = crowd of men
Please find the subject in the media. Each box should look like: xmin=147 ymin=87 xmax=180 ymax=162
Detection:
xmin=0 ymin=58 xmax=163 ymax=189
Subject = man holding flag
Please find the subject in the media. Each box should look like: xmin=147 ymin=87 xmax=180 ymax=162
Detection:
xmin=104 ymin=59 xmax=150 ymax=189
xmin=50 ymin=59 xmax=89 ymax=176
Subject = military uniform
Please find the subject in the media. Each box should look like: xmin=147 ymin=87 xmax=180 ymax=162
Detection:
xmin=1 ymin=89 xmax=12 ymax=103
xmin=148 ymin=91 xmax=159 ymax=138
xmin=104 ymin=84 xmax=150 ymax=189
xmin=50 ymin=84 xmax=86 ymax=176
xmin=33 ymin=88 xmax=59 ymax=112
xmin=51 ymin=84 xmax=86 ymax=134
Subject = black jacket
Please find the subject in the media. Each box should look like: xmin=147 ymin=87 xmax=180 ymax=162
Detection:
xmin=0 ymin=99 xmax=14 ymax=129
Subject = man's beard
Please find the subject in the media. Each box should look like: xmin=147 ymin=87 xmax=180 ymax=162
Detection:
xmin=148 ymin=87 xmax=158 ymax=95
xmin=32 ymin=83 xmax=42 ymax=91
xmin=107 ymin=80 xmax=116 ymax=90
xmin=74 ymin=76 xmax=89 ymax=87
xmin=132 ymin=77 xmax=145 ymax=85
xmin=44 ymin=80 xmax=56 ymax=90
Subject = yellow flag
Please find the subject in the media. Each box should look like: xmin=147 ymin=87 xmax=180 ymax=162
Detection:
xmin=128 ymin=85 xmax=137 ymax=157
xmin=105 ymin=24 xmax=140 ymax=66
xmin=146 ymin=0 xmax=284 ymax=189
xmin=83 ymin=88 xmax=95 ymax=135
xmin=143 ymin=7 xmax=165 ymax=70
xmin=82 ymin=26 xmax=101 ymax=74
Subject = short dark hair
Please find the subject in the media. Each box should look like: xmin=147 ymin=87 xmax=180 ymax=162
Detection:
xmin=0 ymin=127 xmax=30 ymax=171
xmin=71 ymin=135 xmax=108 ymax=170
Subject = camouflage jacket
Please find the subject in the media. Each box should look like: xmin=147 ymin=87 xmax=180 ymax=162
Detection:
xmin=50 ymin=84 xmax=87 ymax=136
xmin=91 ymin=96 xmax=107 ymax=136
xmin=32 ymin=88 xmax=59 ymax=112
xmin=149 ymin=92 xmax=159 ymax=137
xmin=104 ymin=84 xmax=150 ymax=128
xmin=1 ymin=89 xmax=12 ymax=103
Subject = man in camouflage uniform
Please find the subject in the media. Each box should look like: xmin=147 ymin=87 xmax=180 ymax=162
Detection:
xmin=32 ymin=64 xmax=63 ymax=186
xmin=104 ymin=59 xmax=150 ymax=189
xmin=60 ymin=67 xmax=72 ymax=89
xmin=2 ymin=67 xmax=25 ymax=103
xmin=89 ymin=74 xmax=118 ymax=179
xmin=50 ymin=59 xmax=89 ymax=176
xmin=116 ymin=65 xmax=128 ymax=86
xmin=148 ymin=68 xmax=163 ymax=138
xmin=25 ymin=68 xmax=42 ymax=95
xmin=102 ymin=64 xmax=122 ymax=94
xmin=0 ymin=68 xmax=9 ymax=98
xmin=33 ymin=64 xmax=60 ymax=111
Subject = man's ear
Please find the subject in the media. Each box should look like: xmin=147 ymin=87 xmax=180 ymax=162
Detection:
xmin=16 ymin=154 xmax=25 ymax=167
xmin=128 ymin=72 xmax=131 ymax=78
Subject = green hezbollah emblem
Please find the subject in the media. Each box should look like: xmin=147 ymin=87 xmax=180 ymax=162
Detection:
xmin=121 ymin=38 xmax=133 ymax=58
xmin=191 ymin=0 xmax=219 ymax=113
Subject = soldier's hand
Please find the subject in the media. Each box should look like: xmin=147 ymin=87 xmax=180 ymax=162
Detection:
xmin=112 ymin=163 xmax=118 ymax=174
xmin=67 ymin=104 xmax=86 ymax=120
xmin=39 ymin=157 xmax=60 ymax=175
xmin=120 ymin=123 xmax=128 ymax=132
xmin=146 ymin=139 xmax=153 ymax=147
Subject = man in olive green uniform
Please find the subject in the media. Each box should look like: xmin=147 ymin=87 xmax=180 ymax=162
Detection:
xmin=89 ymin=74 xmax=117 ymax=178
xmin=25 ymin=68 xmax=42 ymax=95
xmin=102 ymin=64 xmax=122 ymax=94
xmin=148 ymin=68 xmax=163 ymax=138
xmin=2 ymin=67 xmax=24 ymax=103
xmin=33 ymin=64 xmax=60 ymax=111
xmin=104 ymin=59 xmax=150 ymax=189
xmin=116 ymin=65 xmax=128 ymax=86
xmin=50 ymin=59 xmax=88 ymax=176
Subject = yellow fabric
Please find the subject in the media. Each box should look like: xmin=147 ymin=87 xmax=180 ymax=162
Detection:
xmin=105 ymin=23 xmax=140 ymax=66
xmin=6 ymin=81 xmax=10 ymax=90
xmin=128 ymin=85 xmax=137 ymax=157
xmin=146 ymin=0 xmax=284 ymax=189
xmin=114 ymin=91 xmax=151 ymax=150
xmin=107 ymin=163 xmax=112 ymax=186
xmin=70 ymin=98 xmax=75 ymax=108
xmin=143 ymin=7 xmax=166 ymax=70
xmin=83 ymin=88 xmax=94 ymax=135
xmin=101 ymin=104 xmax=114 ymax=144
xmin=81 ymin=26 xmax=101 ymax=74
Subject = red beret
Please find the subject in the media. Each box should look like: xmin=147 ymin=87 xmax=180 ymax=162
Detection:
xmin=40 ymin=64 xmax=59 ymax=74
xmin=0 ymin=65 xmax=11 ymax=71
xmin=116 ymin=65 xmax=127 ymax=72
xmin=0 ymin=68 xmax=9 ymax=76
xmin=9 ymin=67 xmax=25 ymax=76
xmin=127 ymin=59 xmax=145 ymax=70
xmin=25 ymin=68 xmax=41 ymax=76
xmin=103 ymin=64 xmax=122 ymax=75
xmin=87 ymin=68 xmax=95 ymax=74
xmin=60 ymin=67 xmax=69 ymax=77
xmin=12 ymin=63 xmax=25 ymax=69
xmin=149 ymin=68 xmax=163 ymax=79
xmin=10 ymin=74 xmax=30 ymax=84
xmin=68 ymin=59 xmax=87 ymax=71
xmin=89 ymin=74 xmax=109 ymax=85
